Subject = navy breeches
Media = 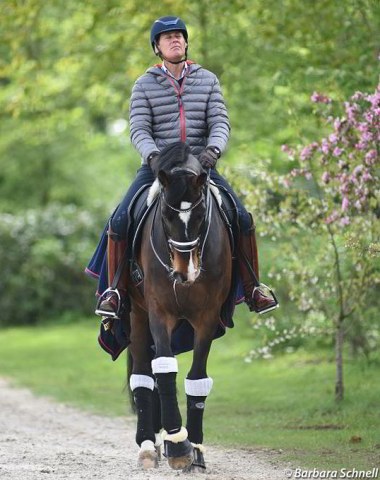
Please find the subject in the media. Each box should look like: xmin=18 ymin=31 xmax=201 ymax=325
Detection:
xmin=111 ymin=165 xmax=252 ymax=237
xmin=111 ymin=165 xmax=156 ymax=236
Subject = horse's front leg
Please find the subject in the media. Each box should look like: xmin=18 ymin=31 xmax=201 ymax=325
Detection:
xmin=149 ymin=313 xmax=194 ymax=470
xmin=128 ymin=309 xmax=159 ymax=469
xmin=184 ymin=317 xmax=218 ymax=472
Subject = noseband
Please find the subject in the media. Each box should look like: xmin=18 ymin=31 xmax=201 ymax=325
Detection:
xmin=163 ymin=194 xmax=204 ymax=253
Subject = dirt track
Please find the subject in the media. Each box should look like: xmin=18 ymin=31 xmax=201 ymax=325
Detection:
xmin=0 ymin=378 xmax=288 ymax=479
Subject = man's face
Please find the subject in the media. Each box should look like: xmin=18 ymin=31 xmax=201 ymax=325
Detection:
xmin=157 ymin=31 xmax=186 ymax=62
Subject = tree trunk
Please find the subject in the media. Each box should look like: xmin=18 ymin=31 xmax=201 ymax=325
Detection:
xmin=335 ymin=319 xmax=344 ymax=402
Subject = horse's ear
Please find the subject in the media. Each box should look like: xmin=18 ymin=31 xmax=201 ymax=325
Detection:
xmin=158 ymin=170 xmax=169 ymax=187
xmin=196 ymin=172 xmax=208 ymax=187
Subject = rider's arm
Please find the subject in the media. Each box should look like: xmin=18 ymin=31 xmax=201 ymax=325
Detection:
xmin=129 ymin=80 xmax=160 ymax=164
xmin=206 ymin=76 xmax=231 ymax=156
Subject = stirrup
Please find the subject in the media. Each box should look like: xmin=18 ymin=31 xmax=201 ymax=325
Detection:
xmin=252 ymin=283 xmax=279 ymax=315
xmin=95 ymin=287 xmax=121 ymax=319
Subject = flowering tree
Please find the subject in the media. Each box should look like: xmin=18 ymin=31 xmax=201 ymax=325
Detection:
xmin=236 ymin=83 xmax=380 ymax=401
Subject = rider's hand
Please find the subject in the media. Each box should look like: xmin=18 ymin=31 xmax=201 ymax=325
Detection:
xmin=198 ymin=146 xmax=221 ymax=169
xmin=147 ymin=151 xmax=160 ymax=173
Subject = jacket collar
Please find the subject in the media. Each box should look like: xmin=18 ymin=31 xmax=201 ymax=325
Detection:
xmin=147 ymin=61 xmax=201 ymax=77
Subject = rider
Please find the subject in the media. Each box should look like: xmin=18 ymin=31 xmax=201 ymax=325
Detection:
xmin=95 ymin=16 xmax=277 ymax=317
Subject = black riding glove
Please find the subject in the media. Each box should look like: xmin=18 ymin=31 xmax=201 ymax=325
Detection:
xmin=198 ymin=146 xmax=221 ymax=169
xmin=147 ymin=151 xmax=160 ymax=173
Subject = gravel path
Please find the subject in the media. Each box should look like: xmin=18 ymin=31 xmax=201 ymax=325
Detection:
xmin=0 ymin=378 xmax=288 ymax=480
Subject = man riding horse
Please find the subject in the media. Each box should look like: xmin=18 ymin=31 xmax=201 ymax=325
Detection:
xmin=93 ymin=15 xmax=277 ymax=322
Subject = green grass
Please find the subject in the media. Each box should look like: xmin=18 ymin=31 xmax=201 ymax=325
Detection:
xmin=0 ymin=314 xmax=379 ymax=471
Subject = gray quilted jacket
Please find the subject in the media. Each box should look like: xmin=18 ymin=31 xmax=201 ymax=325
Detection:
xmin=129 ymin=62 xmax=230 ymax=164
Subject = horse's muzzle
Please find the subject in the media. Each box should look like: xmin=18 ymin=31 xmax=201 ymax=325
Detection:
xmin=171 ymin=248 xmax=200 ymax=285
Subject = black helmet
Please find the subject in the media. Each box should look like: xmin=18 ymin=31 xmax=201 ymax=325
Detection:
xmin=150 ymin=16 xmax=188 ymax=51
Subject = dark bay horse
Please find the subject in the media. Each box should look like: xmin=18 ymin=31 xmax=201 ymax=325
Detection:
xmin=127 ymin=142 xmax=232 ymax=471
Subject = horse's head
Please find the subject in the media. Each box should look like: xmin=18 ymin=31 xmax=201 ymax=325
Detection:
xmin=154 ymin=143 xmax=208 ymax=285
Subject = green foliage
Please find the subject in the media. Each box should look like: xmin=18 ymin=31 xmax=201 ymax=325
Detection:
xmin=0 ymin=204 xmax=105 ymax=325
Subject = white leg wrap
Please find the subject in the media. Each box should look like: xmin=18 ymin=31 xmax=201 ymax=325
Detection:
xmin=162 ymin=426 xmax=188 ymax=443
xmin=151 ymin=356 xmax=178 ymax=374
xmin=139 ymin=439 xmax=155 ymax=452
xmin=185 ymin=377 xmax=213 ymax=397
xmin=129 ymin=374 xmax=155 ymax=391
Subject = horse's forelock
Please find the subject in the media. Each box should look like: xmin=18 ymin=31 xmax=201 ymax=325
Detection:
xmin=153 ymin=142 xmax=202 ymax=176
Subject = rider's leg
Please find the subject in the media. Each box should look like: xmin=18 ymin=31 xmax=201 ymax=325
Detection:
xmin=209 ymin=169 xmax=278 ymax=314
xmin=96 ymin=165 xmax=156 ymax=317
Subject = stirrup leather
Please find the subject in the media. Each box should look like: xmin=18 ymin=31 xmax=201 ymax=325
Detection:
xmin=252 ymin=283 xmax=279 ymax=315
xmin=95 ymin=287 xmax=122 ymax=319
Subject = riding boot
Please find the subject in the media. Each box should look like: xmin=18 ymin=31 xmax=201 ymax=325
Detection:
xmin=237 ymin=215 xmax=278 ymax=314
xmin=95 ymin=227 xmax=129 ymax=318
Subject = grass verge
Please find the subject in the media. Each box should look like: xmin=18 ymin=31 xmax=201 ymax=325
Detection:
xmin=0 ymin=315 xmax=378 ymax=471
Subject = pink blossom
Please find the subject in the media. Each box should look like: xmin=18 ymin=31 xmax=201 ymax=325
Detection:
xmin=339 ymin=182 xmax=350 ymax=194
xmin=329 ymin=133 xmax=339 ymax=144
xmin=365 ymin=149 xmax=377 ymax=165
xmin=344 ymin=102 xmax=358 ymax=122
xmin=339 ymin=216 xmax=350 ymax=226
xmin=333 ymin=147 xmax=343 ymax=157
xmin=361 ymin=131 xmax=373 ymax=143
xmin=367 ymin=90 xmax=380 ymax=108
xmin=321 ymin=172 xmax=330 ymax=183
xmin=351 ymin=91 xmax=364 ymax=101
xmin=357 ymin=122 xmax=369 ymax=133
xmin=341 ymin=197 xmax=350 ymax=211
xmin=311 ymin=92 xmax=332 ymax=104
xmin=281 ymin=144 xmax=295 ymax=159
xmin=300 ymin=146 xmax=313 ymax=161
xmin=355 ymin=141 xmax=367 ymax=150
xmin=362 ymin=170 xmax=373 ymax=182
xmin=320 ymin=139 xmax=330 ymax=155
xmin=334 ymin=118 xmax=342 ymax=131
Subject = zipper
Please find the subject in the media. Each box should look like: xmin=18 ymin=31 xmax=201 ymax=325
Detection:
xmin=165 ymin=74 xmax=187 ymax=143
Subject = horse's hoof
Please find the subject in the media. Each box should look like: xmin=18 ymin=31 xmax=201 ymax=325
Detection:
xmin=138 ymin=450 xmax=159 ymax=469
xmin=182 ymin=446 xmax=206 ymax=473
xmin=138 ymin=440 xmax=159 ymax=469
xmin=165 ymin=438 xmax=194 ymax=470
xmin=168 ymin=453 xmax=194 ymax=470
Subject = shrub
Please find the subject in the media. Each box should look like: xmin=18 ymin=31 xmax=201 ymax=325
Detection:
xmin=0 ymin=204 xmax=106 ymax=325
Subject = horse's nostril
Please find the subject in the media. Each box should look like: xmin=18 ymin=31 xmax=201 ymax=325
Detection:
xmin=173 ymin=271 xmax=187 ymax=283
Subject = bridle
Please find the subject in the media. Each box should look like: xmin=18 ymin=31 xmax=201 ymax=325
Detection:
xmin=164 ymin=194 xmax=204 ymax=253
xmin=150 ymin=169 xmax=212 ymax=273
